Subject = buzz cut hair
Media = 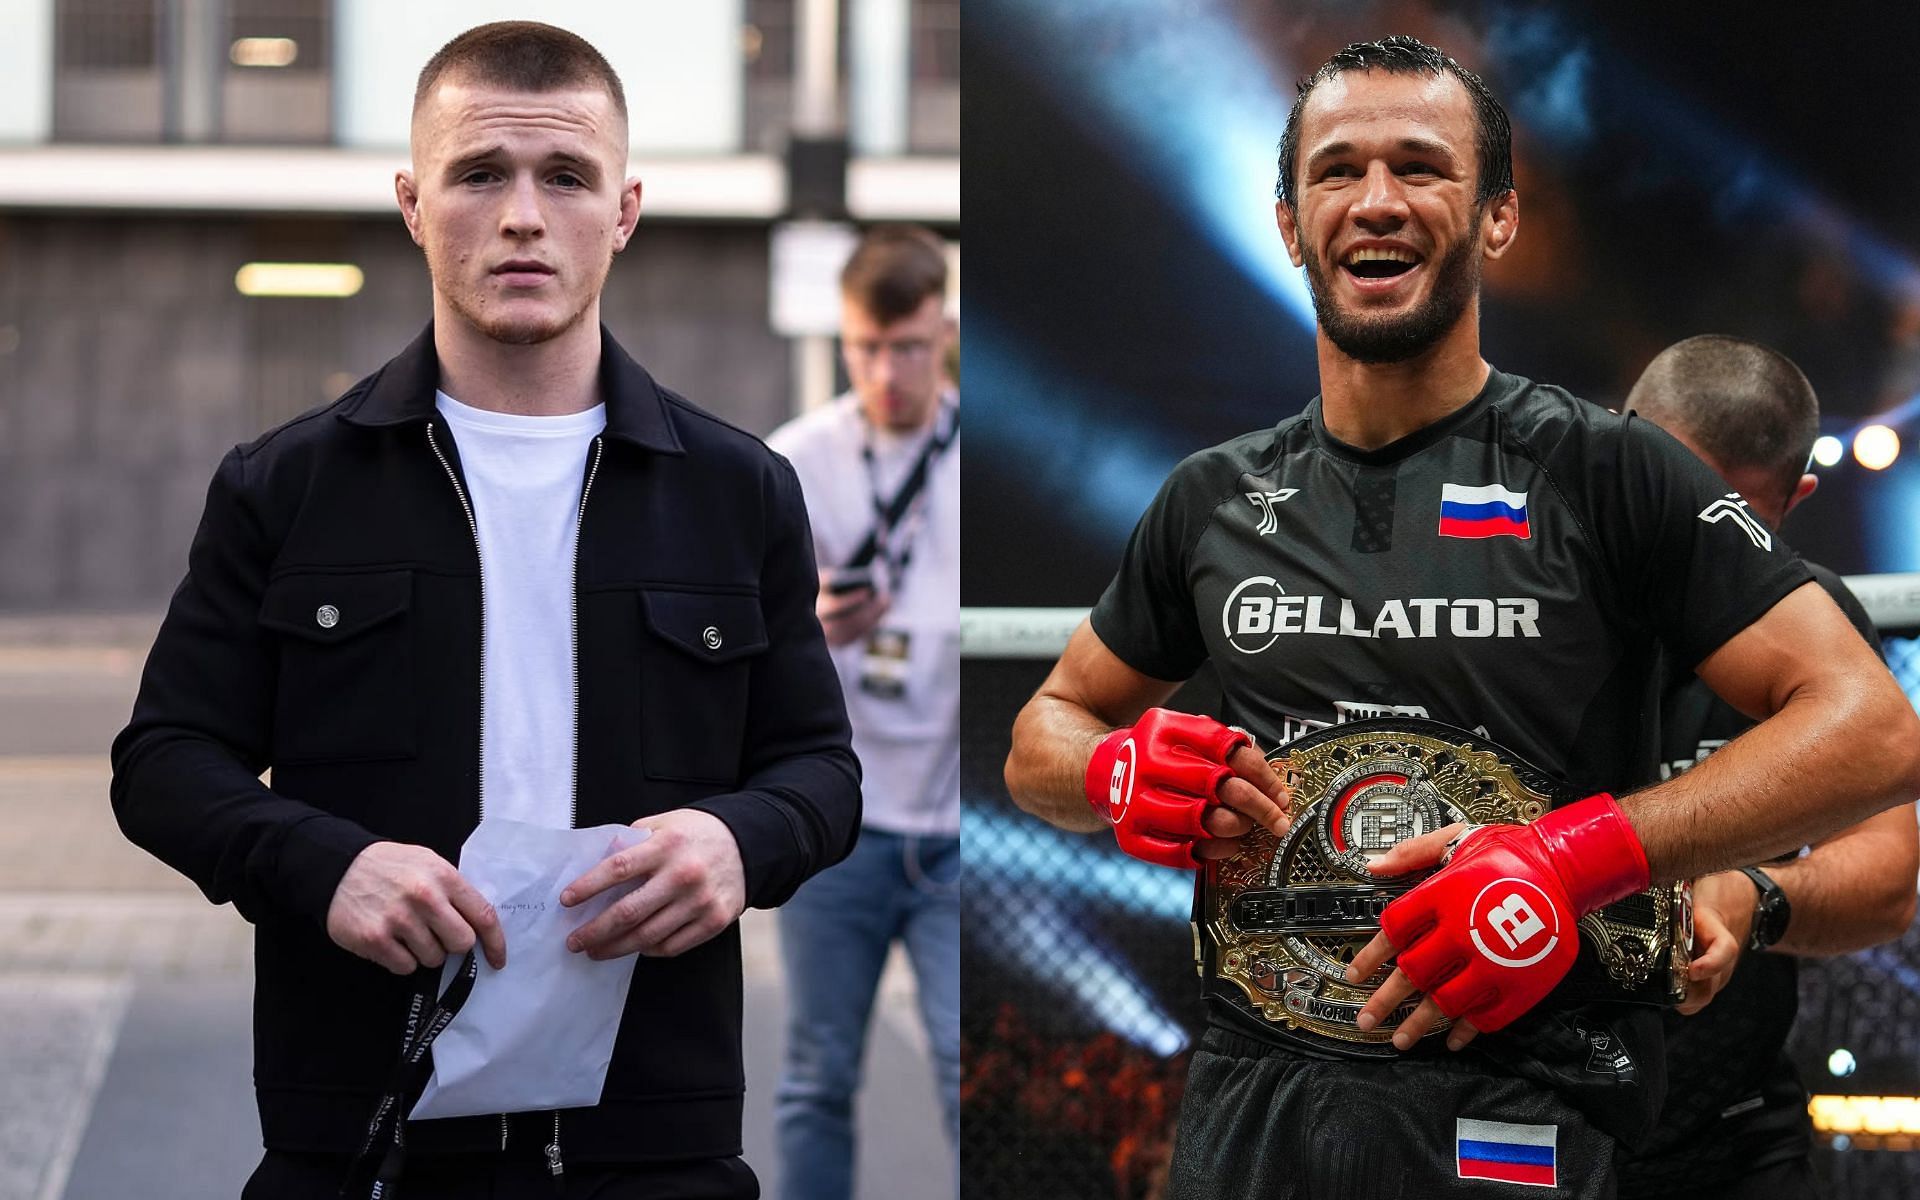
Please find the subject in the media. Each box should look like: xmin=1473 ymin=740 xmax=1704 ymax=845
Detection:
xmin=1624 ymin=334 xmax=1821 ymax=509
xmin=413 ymin=21 xmax=627 ymax=124
xmin=1275 ymin=34 xmax=1513 ymax=209
xmin=840 ymin=225 xmax=950 ymax=324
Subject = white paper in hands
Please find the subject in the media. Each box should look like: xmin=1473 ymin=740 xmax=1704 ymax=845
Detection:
xmin=410 ymin=818 xmax=650 ymax=1120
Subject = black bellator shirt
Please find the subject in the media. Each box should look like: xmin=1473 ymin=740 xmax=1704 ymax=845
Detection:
xmin=1089 ymin=367 xmax=1812 ymax=1140
xmin=1618 ymin=563 xmax=1878 ymax=1196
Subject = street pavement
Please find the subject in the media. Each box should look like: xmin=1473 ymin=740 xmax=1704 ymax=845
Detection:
xmin=0 ymin=617 xmax=948 ymax=1200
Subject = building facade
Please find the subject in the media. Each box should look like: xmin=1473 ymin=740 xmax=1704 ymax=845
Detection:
xmin=0 ymin=0 xmax=958 ymax=608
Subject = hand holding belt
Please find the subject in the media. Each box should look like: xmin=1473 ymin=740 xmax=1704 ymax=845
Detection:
xmin=1378 ymin=795 xmax=1651 ymax=1031
xmin=1084 ymin=709 xmax=1252 ymax=869
xmin=1199 ymin=718 xmax=1685 ymax=1056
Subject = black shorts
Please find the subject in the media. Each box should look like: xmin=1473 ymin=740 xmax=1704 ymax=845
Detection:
xmin=1616 ymin=1051 xmax=1813 ymax=1200
xmin=1167 ymin=1027 xmax=1619 ymax=1200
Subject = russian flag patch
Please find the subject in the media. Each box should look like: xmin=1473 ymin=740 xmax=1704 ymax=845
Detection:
xmin=1456 ymin=1118 xmax=1557 ymax=1188
xmin=1439 ymin=483 xmax=1531 ymax=540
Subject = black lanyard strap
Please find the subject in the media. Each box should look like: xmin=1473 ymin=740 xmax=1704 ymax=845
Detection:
xmin=846 ymin=403 xmax=958 ymax=582
xmin=340 ymin=950 xmax=479 ymax=1200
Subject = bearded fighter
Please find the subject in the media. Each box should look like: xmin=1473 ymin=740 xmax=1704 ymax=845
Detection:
xmin=1005 ymin=35 xmax=1920 ymax=1199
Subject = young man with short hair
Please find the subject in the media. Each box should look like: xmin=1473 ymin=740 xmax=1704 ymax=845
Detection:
xmin=768 ymin=226 xmax=960 ymax=1200
xmin=112 ymin=21 xmax=859 ymax=1197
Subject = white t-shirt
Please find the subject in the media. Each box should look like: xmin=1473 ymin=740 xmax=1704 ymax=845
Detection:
xmin=435 ymin=390 xmax=607 ymax=829
xmin=768 ymin=392 xmax=960 ymax=836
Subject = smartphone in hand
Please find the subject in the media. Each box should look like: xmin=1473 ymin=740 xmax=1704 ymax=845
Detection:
xmin=825 ymin=566 xmax=877 ymax=596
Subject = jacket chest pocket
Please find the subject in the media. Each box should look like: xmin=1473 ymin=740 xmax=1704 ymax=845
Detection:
xmin=638 ymin=589 xmax=769 ymax=783
xmin=257 ymin=570 xmax=415 ymax=764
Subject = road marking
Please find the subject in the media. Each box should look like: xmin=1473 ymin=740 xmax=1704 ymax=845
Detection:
xmin=0 ymin=973 xmax=131 ymax=1200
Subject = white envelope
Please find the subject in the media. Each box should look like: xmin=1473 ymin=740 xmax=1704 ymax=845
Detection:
xmin=410 ymin=818 xmax=650 ymax=1120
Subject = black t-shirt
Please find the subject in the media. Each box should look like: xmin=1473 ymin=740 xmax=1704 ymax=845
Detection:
xmin=1618 ymin=563 xmax=1879 ymax=1196
xmin=1089 ymin=367 xmax=1813 ymax=1142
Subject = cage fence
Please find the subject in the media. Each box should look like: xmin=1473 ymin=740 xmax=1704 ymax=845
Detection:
xmin=963 ymin=582 xmax=1920 ymax=1200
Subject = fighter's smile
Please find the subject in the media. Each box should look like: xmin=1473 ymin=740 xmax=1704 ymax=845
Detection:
xmin=1339 ymin=243 xmax=1424 ymax=294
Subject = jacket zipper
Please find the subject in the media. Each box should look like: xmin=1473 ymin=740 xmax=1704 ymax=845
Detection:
xmin=426 ymin=421 xmax=488 ymax=824
xmin=425 ymin=421 xmax=509 ymax=1154
xmin=569 ymin=436 xmax=604 ymax=830
xmin=546 ymin=1109 xmax=565 ymax=1177
xmin=513 ymin=440 xmax=603 ymax=1164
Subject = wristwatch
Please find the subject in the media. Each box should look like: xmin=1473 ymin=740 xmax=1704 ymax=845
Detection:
xmin=1740 ymin=866 xmax=1791 ymax=951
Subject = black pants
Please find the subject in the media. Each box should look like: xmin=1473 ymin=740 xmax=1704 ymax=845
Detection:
xmin=1166 ymin=1027 xmax=1619 ymax=1199
xmin=242 ymin=1149 xmax=760 ymax=1199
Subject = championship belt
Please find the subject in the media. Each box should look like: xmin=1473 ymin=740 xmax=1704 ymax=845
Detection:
xmin=1198 ymin=718 xmax=1691 ymax=1057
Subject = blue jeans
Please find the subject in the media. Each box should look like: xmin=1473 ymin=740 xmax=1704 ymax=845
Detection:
xmin=775 ymin=829 xmax=960 ymax=1200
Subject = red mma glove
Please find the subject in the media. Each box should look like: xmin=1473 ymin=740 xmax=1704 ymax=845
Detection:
xmin=1084 ymin=709 xmax=1252 ymax=869
xmin=1378 ymin=794 xmax=1650 ymax=1031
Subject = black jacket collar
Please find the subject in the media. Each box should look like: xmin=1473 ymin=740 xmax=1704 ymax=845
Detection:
xmin=339 ymin=322 xmax=686 ymax=455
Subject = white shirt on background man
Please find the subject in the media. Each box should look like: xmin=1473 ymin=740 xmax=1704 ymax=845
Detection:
xmin=769 ymin=391 xmax=960 ymax=836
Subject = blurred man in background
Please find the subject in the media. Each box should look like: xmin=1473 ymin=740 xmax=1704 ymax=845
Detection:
xmin=768 ymin=226 xmax=960 ymax=1200
xmin=110 ymin=21 xmax=858 ymax=1197
xmin=1619 ymin=335 xmax=1917 ymax=1200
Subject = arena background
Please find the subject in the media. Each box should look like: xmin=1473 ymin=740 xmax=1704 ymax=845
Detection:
xmin=960 ymin=3 xmax=1920 ymax=1198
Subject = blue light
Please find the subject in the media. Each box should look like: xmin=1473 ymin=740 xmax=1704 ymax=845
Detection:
xmin=1483 ymin=4 xmax=1920 ymax=297
xmin=1868 ymin=390 xmax=1920 ymax=433
xmin=977 ymin=0 xmax=1314 ymax=328
xmin=1887 ymin=638 xmax=1920 ymax=709
xmin=969 ymin=889 xmax=1191 ymax=1056
xmin=1487 ymin=11 xmax=1596 ymax=151
xmin=1862 ymin=459 xmax=1920 ymax=573
xmin=963 ymin=804 xmax=1195 ymax=923
xmin=968 ymin=310 xmax=1189 ymax=538
xmin=1860 ymin=944 xmax=1920 ymax=996
xmin=961 ymin=803 xmax=1195 ymax=1054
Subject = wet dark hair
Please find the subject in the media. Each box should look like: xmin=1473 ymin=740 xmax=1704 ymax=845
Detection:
xmin=840 ymin=225 xmax=949 ymax=324
xmin=1624 ymin=334 xmax=1820 ymax=512
xmin=1275 ymin=34 xmax=1513 ymax=208
xmin=414 ymin=21 xmax=626 ymax=124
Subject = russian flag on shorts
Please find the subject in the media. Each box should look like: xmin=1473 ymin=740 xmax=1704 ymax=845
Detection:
xmin=1438 ymin=483 xmax=1531 ymax=540
xmin=1456 ymin=1118 xmax=1557 ymax=1188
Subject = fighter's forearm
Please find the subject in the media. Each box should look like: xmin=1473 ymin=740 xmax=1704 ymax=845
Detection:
xmin=1768 ymin=857 xmax=1916 ymax=955
xmin=1767 ymin=811 xmax=1919 ymax=955
xmin=1622 ymin=680 xmax=1920 ymax=883
xmin=1005 ymin=694 xmax=1112 ymax=833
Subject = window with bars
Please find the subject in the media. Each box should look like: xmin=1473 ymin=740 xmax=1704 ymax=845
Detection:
xmin=741 ymin=1 xmax=958 ymax=155
xmin=54 ymin=0 xmax=165 ymax=140
xmin=909 ymin=0 xmax=958 ymax=152
xmin=53 ymin=0 xmax=331 ymax=143
xmin=743 ymin=0 xmax=849 ymax=154
xmin=223 ymin=0 xmax=331 ymax=143
xmin=56 ymin=0 xmax=161 ymax=69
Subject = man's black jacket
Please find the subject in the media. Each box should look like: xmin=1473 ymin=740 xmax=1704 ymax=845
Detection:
xmin=110 ymin=326 xmax=861 ymax=1160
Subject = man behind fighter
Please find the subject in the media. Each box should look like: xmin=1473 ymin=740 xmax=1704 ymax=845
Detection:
xmin=111 ymin=21 xmax=858 ymax=1198
xmin=1616 ymin=336 xmax=1917 ymax=1200
xmin=1004 ymin=35 xmax=1920 ymax=1199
